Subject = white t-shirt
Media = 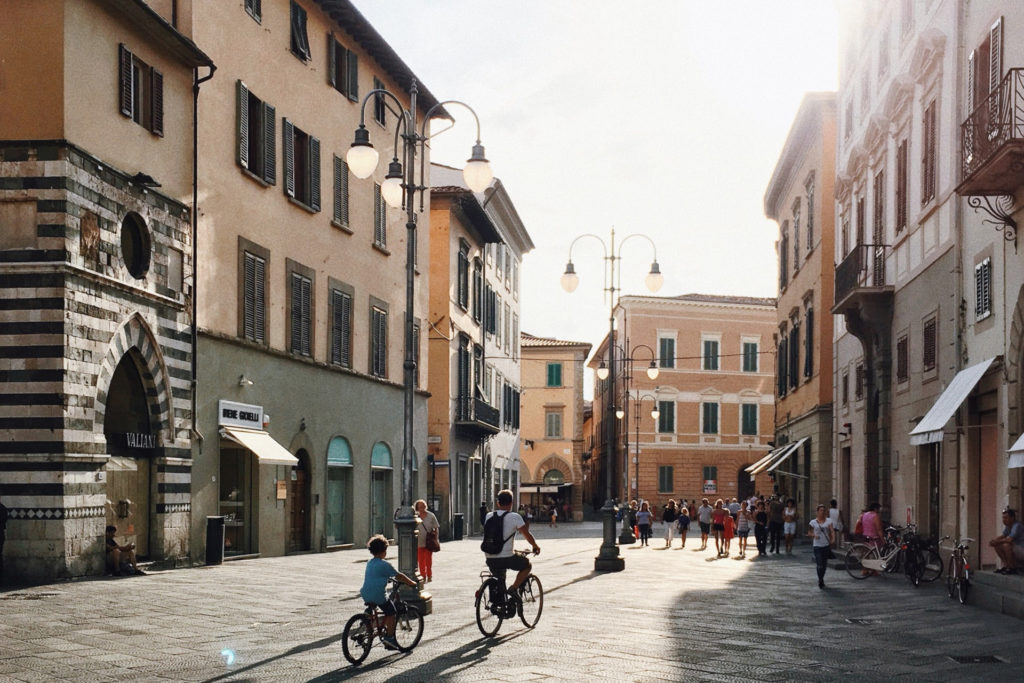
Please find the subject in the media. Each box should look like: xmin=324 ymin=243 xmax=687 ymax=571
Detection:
xmin=809 ymin=518 xmax=833 ymax=548
xmin=484 ymin=510 xmax=525 ymax=558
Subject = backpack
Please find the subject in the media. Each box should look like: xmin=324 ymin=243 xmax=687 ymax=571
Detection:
xmin=480 ymin=510 xmax=514 ymax=554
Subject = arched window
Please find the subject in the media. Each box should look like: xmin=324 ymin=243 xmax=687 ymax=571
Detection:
xmin=543 ymin=469 xmax=564 ymax=486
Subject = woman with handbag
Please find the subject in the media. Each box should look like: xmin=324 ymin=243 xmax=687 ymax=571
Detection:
xmin=415 ymin=499 xmax=440 ymax=582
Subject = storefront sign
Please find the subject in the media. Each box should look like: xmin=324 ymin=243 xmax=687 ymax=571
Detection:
xmin=111 ymin=433 xmax=157 ymax=449
xmin=219 ymin=400 xmax=263 ymax=429
xmin=703 ymin=480 xmax=717 ymax=494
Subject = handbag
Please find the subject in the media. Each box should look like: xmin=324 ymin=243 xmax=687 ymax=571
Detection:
xmin=425 ymin=528 xmax=440 ymax=552
xmin=854 ymin=515 xmax=863 ymax=536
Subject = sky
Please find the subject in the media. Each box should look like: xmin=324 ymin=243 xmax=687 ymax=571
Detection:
xmin=352 ymin=1 xmax=839 ymax=390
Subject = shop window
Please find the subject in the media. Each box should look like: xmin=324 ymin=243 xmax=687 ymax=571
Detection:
xmin=326 ymin=437 xmax=352 ymax=546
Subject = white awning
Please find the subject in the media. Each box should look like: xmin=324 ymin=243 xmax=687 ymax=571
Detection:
xmin=1008 ymin=432 xmax=1024 ymax=468
xmin=745 ymin=445 xmax=787 ymax=473
xmin=520 ymin=485 xmax=560 ymax=493
xmin=767 ymin=437 xmax=809 ymax=473
xmin=909 ymin=358 xmax=995 ymax=445
xmin=220 ymin=426 xmax=299 ymax=466
xmin=748 ymin=438 xmax=807 ymax=476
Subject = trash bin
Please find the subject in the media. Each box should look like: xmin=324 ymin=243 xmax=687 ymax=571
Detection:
xmin=452 ymin=513 xmax=464 ymax=541
xmin=205 ymin=516 xmax=225 ymax=565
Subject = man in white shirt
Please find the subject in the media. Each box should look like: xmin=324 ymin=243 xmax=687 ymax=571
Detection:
xmin=484 ymin=489 xmax=541 ymax=595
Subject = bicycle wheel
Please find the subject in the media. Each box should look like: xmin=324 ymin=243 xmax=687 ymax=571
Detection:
xmin=845 ymin=544 xmax=873 ymax=579
xmin=518 ymin=575 xmax=544 ymax=628
xmin=946 ymin=556 xmax=957 ymax=598
xmin=394 ymin=605 xmax=423 ymax=651
xmin=921 ymin=546 xmax=943 ymax=582
xmin=342 ymin=613 xmax=372 ymax=665
xmin=475 ymin=578 xmax=503 ymax=637
xmin=904 ymin=549 xmax=922 ymax=587
xmin=957 ymin=560 xmax=970 ymax=605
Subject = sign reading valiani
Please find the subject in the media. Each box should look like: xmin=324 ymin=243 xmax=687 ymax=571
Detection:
xmin=218 ymin=400 xmax=263 ymax=429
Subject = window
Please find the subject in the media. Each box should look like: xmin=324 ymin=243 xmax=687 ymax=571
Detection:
xmin=504 ymin=249 xmax=512 ymax=290
xmin=327 ymin=34 xmax=358 ymax=101
xmin=896 ymin=335 xmax=908 ymax=383
xmin=923 ymin=317 xmax=937 ymax=371
xmin=741 ymin=404 xmax=758 ymax=436
xmin=472 ymin=259 xmax=483 ymax=322
xmin=373 ymin=183 xmax=386 ymax=247
xmin=373 ymin=77 xmax=386 ymax=126
xmin=803 ymin=308 xmax=814 ymax=378
xmin=485 ymin=284 xmax=496 ymax=334
xmin=895 ymin=139 xmax=908 ymax=233
xmin=332 ymin=155 xmax=349 ymax=228
xmin=496 ymin=244 xmax=504 ymax=281
xmin=330 ymin=287 xmax=352 ymax=367
xmin=545 ymin=411 xmax=563 ymax=439
xmin=702 ymin=339 xmax=719 ymax=371
xmin=657 ymin=400 xmax=675 ymax=433
xmin=658 ymin=466 xmax=674 ymax=493
xmin=967 ymin=19 xmax=1003 ymax=134
xmin=841 ymin=371 xmax=849 ymax=406
xmin=792 ymin=199 xmax=801 ymax=270
xmin=976 ymin=258 xmax=992 ymax=320
xmin=921 ymin=100 xmax=937 ymax=205
xmin=241 ymin=246 xmax=267 ymax=345
xmin=289 ymin=269 xmax=312 ymax=357
xmin=512 ymin=314 xmax=519 ymax=361
xmin=245 ymin=0 xmax=261 ymax=22
xmin=457 ymin=241 xmax=469 ymax=310
xmin=855 ymin=195 xmax=865 ymax=246
xmin=872 ymin=169 xmax=885 ymax=243
xmin=702 ymin=402 xmax=719 ymax=434
xmin=659 ymin=337 xmax=675 ymax=369
xmin=779 ymin=222 xmax=789 ymax=289
xmin=503 ymin=302 xmax=511 ymax=350
xmin=777 ymin=336 xmax=788 ymax=397
xmin=841 ymin=214 xmax=851 ymax=257
xmin=788 ymin=323 xmax=799 ymax=389
xmin=370 ymin=304 xmax=387 ymax=377
xmin=855 ymin=363 xmax=865 ymax=401
xmin=742 ymin=342 xmax=759 ymax=372
xmin=512 ymin=259 xmax=519 ymax=298
xmin=283 ymin=119 xmax=320 ymax=211
xmin=118 ymin=45 xmax=162 ymax=135
xmin=236 ymin=81 xmax=276 ymax=184
xmin=546 ymin=363 xmax=562 ymax=387
xmin=805 ymin=174 xmax=815 ymax=250
xmin=494 ymin=295 xmax=502 ymax=348
xmin=702 ymin=466 xmax=717 ymax=487
xmin=120 ymin=212 xmax=151 ymax=279
xmin=289 ymin=1 xmax=310 ymax=61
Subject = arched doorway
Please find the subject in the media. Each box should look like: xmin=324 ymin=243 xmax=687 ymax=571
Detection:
xmin=370 ymin=442 xmax=393 ymax=538
xmin=103 ymin=351 xmax=155 ymax=558
xmin=289 ymin=449 xmax=311 ymax=552
xmin=326 ymin=437 xmax=353 ymax=546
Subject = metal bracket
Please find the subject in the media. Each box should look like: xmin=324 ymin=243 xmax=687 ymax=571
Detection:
xmin=967 ymin=195 xmax=1017 ymax=251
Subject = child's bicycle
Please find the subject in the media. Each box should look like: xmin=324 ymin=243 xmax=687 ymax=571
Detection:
xmin=474 ymin=549 xmax=543 ymax=637
xmin=342 ymin=578 xmax=424 ymax=664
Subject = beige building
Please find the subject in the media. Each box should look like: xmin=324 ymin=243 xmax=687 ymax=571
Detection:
xmin=591 ymin=295 xmax=777 ymax=509
xmin=763 ymin=92 xmax=837 ymax=524
xmin=519 ymin=334 xmax=591 ymax=520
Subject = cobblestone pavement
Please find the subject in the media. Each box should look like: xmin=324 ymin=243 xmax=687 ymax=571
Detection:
xmin=2 ymin=522 xmax=1024 ymax=682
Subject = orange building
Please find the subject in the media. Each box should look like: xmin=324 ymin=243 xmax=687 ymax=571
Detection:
xmin=591 ymin=295 xmax=777 ymax=509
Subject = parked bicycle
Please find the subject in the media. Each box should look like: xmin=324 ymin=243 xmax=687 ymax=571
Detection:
xmin=475 ymin=549 xmax=543 ymax=637
xmin=342 ymin=577 xmax=424 ymax=665
xmin=845 ymin=525 xmax=908 ymax=580
xmin=942 ymin=536 xmax=974 ymax=605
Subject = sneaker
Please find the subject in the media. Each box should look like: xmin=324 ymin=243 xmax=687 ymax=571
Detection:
xmin=134 ymin=569 xmax=147 ymax=576
xmin=381 ymin=636 xmax=400 ymax=650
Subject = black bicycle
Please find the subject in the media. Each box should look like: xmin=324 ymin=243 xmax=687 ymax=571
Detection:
xmin=342 ymin=578 xmax=424 ymax=665
xmin=475 ymin=549 xmax=543 ymax=637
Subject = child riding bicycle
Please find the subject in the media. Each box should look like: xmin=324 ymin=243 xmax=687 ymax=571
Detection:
xmin=360 ymin=534 xmax=417 ymax=650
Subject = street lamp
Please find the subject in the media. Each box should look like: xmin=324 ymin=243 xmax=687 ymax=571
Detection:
xmin=631 ymin=393 xmax=659 ymax=504
xmin=347 ymin=80 xmax=492 ymax=612
xmin=612 ymin=341 xmax=658 ymax=544
xmin=560 ymin=228 xmax=663 ymax=572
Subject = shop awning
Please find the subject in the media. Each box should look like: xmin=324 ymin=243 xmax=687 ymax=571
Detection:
xmin=220 ymin=426 xmax=299 ymax=466
xmin=1008 ymin=433 xmax=1024 ymax=468
xmin=909 ymin=358 xmax=995 ymax=445
xmin=520 ymin=485 xmax=560 ymax=493
xmin=745 ymin=444 xmax=788 ymax=474
xmin=748 ymin=438 xmax=807 ymax=476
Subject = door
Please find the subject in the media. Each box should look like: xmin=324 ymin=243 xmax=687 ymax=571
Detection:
xmin=841 ymin=446 xmax=852 ymax=529
xmin=220 ymin=447 xmax=253 ymax=556
xmin=370 ymin=469 xmax=391 ymax=537
xmin=289 ymin=451 xmax=310 ymax=552
xmin=326 ymin=465 xmax=351 ymax=545
xmin=979 ymin=411 xmax=998 ymax=567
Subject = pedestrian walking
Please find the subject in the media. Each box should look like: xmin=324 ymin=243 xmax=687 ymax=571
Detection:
xmin=828 ymin=499 xmax=845 ymax=547
xmin=783 ymin=498 xmax=798 ymax=554
xmin=858 ymin=502 xmax=884 ymax=577
xmin=662 ymin=500 xmax=678 ymax=548
xmin=754 ymin=500 xmax=768 ymax=556
xmin=768 ymin=495 xmax=784 ymax=554
xmin=676 ymin=504 xmax=691 ymax=548
xmin=722 ymin=510 xmax=735 ymax=556
xmin=808 ymin=504 xmax=835 ymax=588
xmin=697 ymin=498 xmax=713 ymax=550
xmin=711 ymin=499 xmax=727 ymax=556
xmin=736 ymin=500 xmax=752 ymax=557
xmin=728 ymin=497 xmax=741 ymax=520
xmin=549 ymin=505 xmax=558 ymax=528
xmin=635 ymin=501 xmax=653 ymax=546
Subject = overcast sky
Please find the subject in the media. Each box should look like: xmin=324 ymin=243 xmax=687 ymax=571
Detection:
xmin=352 ymin=1 xmax=839 ymax=387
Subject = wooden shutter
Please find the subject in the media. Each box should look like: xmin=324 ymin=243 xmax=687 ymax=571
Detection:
xmin=373 ymin=183 xmax=383 ymax=244
xmin=327 ymin=33 xmax=336 ymax=87
xmin=897 ymin=337 xmax=908 ymax=382
xmin=237 ymin=81 xmax=249 ymax=169
xmin=334 ymin=155 xmax=349 ymax=225
xmin=990 ymin=18 xmax=1003 ymax=97
xmin=923 ymin=318 xmax=936 ymax=370
xmin=148 ymin=68 xmax=164 ymax=136
xmin=301 ymin=277 xmax=311 ymax=356
xmin=244 ymin=252 xmax=255 ymax=340
xmin=253 ymin=255 xmax=266 ymax=343
xmin=976 ymin=259 xmax=992 ymax=319
xmin=262 ymin=102 xmax=276 ymax=184
xmin=347 ymin=49 xmax=359 ymax=101
xmin=309 ymin=136 xmax=321 ymax=211
xmin=119 ymin=44 xmax=133 ymax=117
xmin=966 ymin=49 xmax=976 ymax=116
xmin=290 ymin=274 xmax=302 ymax=353
xmin=283 ymin=118 xmax=295 ymax=197
xmin=804 ymin=309 xmax=814 ymax=377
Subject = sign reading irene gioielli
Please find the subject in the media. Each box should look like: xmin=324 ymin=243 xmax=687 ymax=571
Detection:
xmin=218 ymin=400 xmax=263 ymax=429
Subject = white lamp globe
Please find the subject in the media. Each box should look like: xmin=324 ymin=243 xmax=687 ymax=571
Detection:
xmin=463 ymin=143 xmax=493 ymax=192
xmin=560 ymin=270 xmax=579 ymax=293
xmin=645 ymin=261 xmax=664 ymax=293
xmin=647 ymin=364 xmax=660 ymax=380
xmin=596 ymin=363 xmax=609 ymax=380
xmin=651 ymin=407 xmax=660 ymax=420
xmin=615 ymin=408 xmax=625 ymax=420
xmin=381 ymin=176 xmax=404 ymax=208
xmin=347 ymin=144 xmax=379 ymax=179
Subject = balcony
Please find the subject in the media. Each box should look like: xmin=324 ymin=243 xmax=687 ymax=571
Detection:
xmin=455 ymin=396 xmax=500 ymax=436
xmin=959 ymin=68 xmax=1024 ymax=195
xmin=832 ymin=243 xmax=893 ymax=316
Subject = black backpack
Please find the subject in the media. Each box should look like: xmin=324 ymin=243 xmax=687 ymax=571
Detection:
xmin=480 ymin=510 xmax=513 ymax=554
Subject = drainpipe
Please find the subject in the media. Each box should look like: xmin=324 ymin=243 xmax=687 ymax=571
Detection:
xmin=191 ymin=64 xmax=216 ymax=449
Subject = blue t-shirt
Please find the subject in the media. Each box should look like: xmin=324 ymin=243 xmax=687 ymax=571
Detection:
xmin=360 ymin=556 xmax=398 ymax=605
xmin=1003 ymin=520 xmax=1024 ymax=547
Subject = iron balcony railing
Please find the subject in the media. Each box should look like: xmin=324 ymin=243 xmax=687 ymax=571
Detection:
xmin=962 ymin=68 xmax=1024 ymax=182
xmin=455 ymin=396 xmax=500 ymax=432
xmin=834 ymin=243 xmax=888 ymax=305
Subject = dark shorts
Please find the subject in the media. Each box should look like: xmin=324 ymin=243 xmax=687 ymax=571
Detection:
xmin=486 ymin=555 xmax=531 ymax=579
xmin=699 ymin=522 xmax=711 ymax=534
xmin=712 ymin=523 xmax=725 ymax=532
xmin=366 ymin=600 xmax=397 ymax=616
xmin=737 ymin=529 xmax=750 ymax=538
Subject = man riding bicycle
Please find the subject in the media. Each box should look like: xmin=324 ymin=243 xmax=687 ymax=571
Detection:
xmin=483 ymin=489 xmax=540 ymax=598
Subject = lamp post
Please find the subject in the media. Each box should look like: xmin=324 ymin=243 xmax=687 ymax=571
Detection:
xmin=632 ymin=393 xmax=659 ymax=504
xmin=611 ymin=342 xmax=658 ymax=544
xmin=561 ymin=228 xmax=663 ymax=572
xmin=347 ymin=80 xmax=492 ymax=612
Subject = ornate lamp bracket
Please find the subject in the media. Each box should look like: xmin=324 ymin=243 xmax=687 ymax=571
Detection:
xmin=967 ymin=194 xmax=1017 ymax=251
